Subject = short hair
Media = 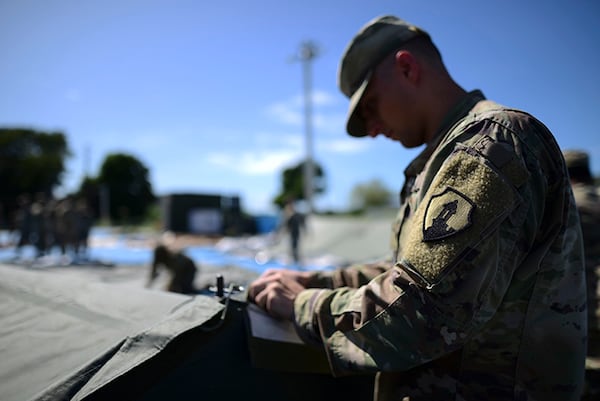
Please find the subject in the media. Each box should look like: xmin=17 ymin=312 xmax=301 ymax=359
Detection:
xmin=400 ymin=35 xmax=444 ymax=69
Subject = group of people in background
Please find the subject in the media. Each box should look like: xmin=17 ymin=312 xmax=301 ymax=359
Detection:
xmin=13 ymin=192 xmax=94 ymax=260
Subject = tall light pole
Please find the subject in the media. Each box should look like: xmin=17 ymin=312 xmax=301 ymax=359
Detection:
xmin=295 ymin=41 xmax=319 ymax=214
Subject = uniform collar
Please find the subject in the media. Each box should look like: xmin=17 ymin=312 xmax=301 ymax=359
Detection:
xmin=404 ymin=90 xmax=486 ymax=177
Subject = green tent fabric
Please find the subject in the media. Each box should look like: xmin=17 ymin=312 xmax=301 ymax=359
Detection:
xmin=1 ymin=264 xmax=373 ymax=401
xmin=0 ymin=264 xmax=191 ymax=401
xmin=33 ymin=295 xmax=225 ymax=400
xmin=39 ymin=298 xmax=374 ymax=401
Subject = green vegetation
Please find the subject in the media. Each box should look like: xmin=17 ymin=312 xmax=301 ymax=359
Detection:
xmin=96 ymin=153 xmax=156 ymax=224
xmin=0 ymin=128 xmax=70 ymax=228
xmin=272 ymin=159 xmax=326 ymax=209
xmin=350 ymin=178 xmax=394 ymax=211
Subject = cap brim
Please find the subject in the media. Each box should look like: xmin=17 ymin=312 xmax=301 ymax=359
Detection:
xmin=345 ymin=73 xmax=371 ymax=137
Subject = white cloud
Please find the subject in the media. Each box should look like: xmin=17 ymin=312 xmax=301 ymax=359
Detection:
xmin=312 ymin=90 xmax=338 ymax=107
xmin=266 ymin=89 xmax=341 ymax=128
xmin=266 ymin=102 xmax=302 ymax=125
xmin=319 ymin=138 xmax=371 ymax=154
xmin=285 ymin=89 xmax=338 ymax=109
xmin=206 ymin=150 xmax=300 ymax=175
xmin=279 ymin=134 xmax=303 ymax=148
xmin=314 ymin=112 xmax=346 ymax=134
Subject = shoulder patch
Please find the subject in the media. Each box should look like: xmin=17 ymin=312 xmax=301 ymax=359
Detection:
xmin=399 ymin=148 xmax=521 ymax=287
xmin=423 ymin=187 xmax=475 ymax=242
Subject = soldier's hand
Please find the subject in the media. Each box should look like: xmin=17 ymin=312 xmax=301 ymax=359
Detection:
xmin=248 ymin=269 xmax=308 ymax=320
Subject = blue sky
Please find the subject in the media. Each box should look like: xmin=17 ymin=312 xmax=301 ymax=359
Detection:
xmin=1 ymin=0 xmax=599 ymax=214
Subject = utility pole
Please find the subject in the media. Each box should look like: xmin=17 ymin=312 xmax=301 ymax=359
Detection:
xmin=83 ymin=144 xmax=91 ymax=178
xmin=294 ymin=41 xmax=319 ymax=214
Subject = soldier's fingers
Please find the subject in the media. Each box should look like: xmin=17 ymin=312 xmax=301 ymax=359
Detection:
xmin=280 ymin=275 xmax=305 ymax=293
xmin=248 ymin=274 xmax=276 ymax=302
xmin=252 ymin=282 xmax=278 ymax=311
xmin=252 ymin=288 xmax=265 ymax=309
xmin=247 ymin=280 xmax=264 ymax=302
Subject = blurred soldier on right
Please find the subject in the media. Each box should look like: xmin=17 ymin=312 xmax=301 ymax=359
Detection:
xmin=564 ymin=150 xmax=600 ymax=356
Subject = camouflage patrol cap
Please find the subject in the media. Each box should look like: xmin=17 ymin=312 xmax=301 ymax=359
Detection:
xmin=338 ymin=15 xmax=430 ymax=137
xmin=563 ymin=150 xmax=590 ymax=169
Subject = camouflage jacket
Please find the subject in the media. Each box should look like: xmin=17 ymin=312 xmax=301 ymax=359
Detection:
xmin=571 ymin=182 xmax=600 ymax=268
xmin=294 ymin=91 xmax=587 ymax=400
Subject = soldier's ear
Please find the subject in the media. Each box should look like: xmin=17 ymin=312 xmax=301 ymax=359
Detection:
xmin=393 ymin=50 xmax=420 ymax=84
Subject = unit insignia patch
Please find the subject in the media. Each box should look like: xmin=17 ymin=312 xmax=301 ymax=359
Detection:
xmin=422 ymin=187 xmax=475 ymax=242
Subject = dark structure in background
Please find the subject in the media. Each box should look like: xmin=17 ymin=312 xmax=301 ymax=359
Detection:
xmin=160 ymin=193 xmax=254 ymax=236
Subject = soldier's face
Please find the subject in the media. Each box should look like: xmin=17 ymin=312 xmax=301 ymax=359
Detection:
xmin=359 ymin=53 xmax=424 ymax=148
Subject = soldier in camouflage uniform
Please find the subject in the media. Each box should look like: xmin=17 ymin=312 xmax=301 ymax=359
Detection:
xmin=280 ymin=200 xmax=306 ymax=265
xmin=147 ymin=244 xmax=198 ymax=294
xmin=564 ymin=150 xmax=600 ymax=358
xmin=248 ymin=16 xmax=587 ymax=400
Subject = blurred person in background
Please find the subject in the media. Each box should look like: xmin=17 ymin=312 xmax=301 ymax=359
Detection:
xmin=147 ymin=244 xmax=199 ymax=294
xmin=564 ymin=149 xmax=600 ymax=357
xmin=279 ymin=199 xmax=306 ymax=265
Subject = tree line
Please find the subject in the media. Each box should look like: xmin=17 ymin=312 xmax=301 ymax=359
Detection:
xmin=0 ymin=127 xmax=397 ymax=232
xmin=0 ymin=128 xmax=155 ymax=230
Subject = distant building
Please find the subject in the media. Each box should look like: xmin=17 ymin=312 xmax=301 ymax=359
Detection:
xmin=160 ymin=193 xmax=252 ymax=236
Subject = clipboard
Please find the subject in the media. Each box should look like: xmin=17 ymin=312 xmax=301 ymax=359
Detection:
xmin=244 ymin=303 xmax=331 ymax=374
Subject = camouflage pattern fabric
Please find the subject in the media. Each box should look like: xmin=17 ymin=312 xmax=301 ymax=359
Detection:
xmin=294 ymin=91 xmax=587 ymax=400
xmin=571 ymin=182 xmax=600 ymax=355
xmin=306 ymin=261 xmax=392 ymax=289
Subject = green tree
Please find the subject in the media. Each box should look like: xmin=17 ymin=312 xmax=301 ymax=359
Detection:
xmin=75 ymin=175 xmax=102 ymax=220
xmin=350 ymin=179 xmax=393 ymax=210
xmin=0 ymin=128 xmax=70 ymax=228
xmin=273 ymin=160 xmax=326 ymax=209
xmin=97 ymin=153 xmax=155 ymax=223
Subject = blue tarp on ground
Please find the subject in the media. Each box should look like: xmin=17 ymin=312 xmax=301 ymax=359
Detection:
xmin=0 ymin=227 xmax=334 ymax=273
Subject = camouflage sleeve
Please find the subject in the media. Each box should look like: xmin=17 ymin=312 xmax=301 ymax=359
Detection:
xmin=305 ymin=261 xmax=393 ymax=289
xmin=294 ymin=131 xmax=535 ymax=375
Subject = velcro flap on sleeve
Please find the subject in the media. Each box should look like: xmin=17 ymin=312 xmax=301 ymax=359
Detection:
xmin=399 ymin=149 xmax=518 ymax=288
